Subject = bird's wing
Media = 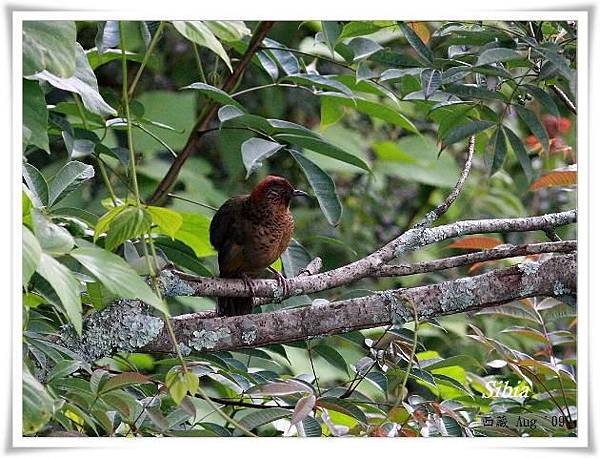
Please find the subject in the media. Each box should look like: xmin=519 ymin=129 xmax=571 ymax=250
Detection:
xmin=210 ymin=195 xmax=249 ymax=276
xmin=209 ymin=195 xmax=246 ymax=250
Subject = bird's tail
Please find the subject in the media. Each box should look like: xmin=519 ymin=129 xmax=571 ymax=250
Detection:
xmin=216 ymin=296 xmax=253 ymax=317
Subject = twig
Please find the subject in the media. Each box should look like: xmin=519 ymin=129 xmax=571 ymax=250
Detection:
xmin=416 ymin=135 xmax=475 ymax=226
xmin=377 ymin=241 xmax=575 ymax=276
xmin=550 ymin=84 xmax=577 ymax=115
xmin=148 ymin=21 xmax=275 ymax=204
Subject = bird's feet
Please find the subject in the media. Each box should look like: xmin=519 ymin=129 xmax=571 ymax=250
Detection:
xmin=240 ymin=273 xmax=256 ymax=298
xmin=268 ymin=266 xmax=291 ymax=299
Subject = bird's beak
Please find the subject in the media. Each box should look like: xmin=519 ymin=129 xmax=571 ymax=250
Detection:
xmin=292 ymin=189 xmax=310 ymax=198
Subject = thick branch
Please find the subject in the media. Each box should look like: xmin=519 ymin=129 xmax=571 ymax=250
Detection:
xmin=148 ymin=21 xmax=275 ymax=204
xmin=161 ymin=211 xmax=576 ymax=299
xmin=58 ymin=254 xmax=575 ymax=359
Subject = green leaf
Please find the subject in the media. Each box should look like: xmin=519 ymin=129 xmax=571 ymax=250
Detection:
xmin=321 ymin=21 xmax=341 ymax=56
xmin=47 ymin=160 xmax=95 ymax=206
xmin=173 ymin=212 xmax=215 ymax=258
xmin=147 ymin=206 xmax=183 ymax=238
xmin=23 ymin=226 xmax=41 ymax=285
xmin=31 ymin=208 xmax=74 ymax=256
xmin=373 ymin=136 xmax=460 ymax=188
xmin=233 ymin=407 xmax=292 ymax=436
xmin=339 ymin=21 xmax=385 ymax=39
xmin=501 ymin=326 xmax=548 ymax=343
xmin=348 ymin=37 xmax=383 ymax=61
xmin=240 ymin=138 xmax=285 ymax=178
xmin=282 ymin=74 xmax=353 ymax=96
xmin=487 ymin=127 xmax=508 ymax=176
xmin=165 ymin=368 xmax=197 ymax=405
xmin=318 ymin=397 xmax=367 ymax=425
xmin=172 ymin=21 xmax=232 ymax=72
xmin=104 ymin=207 xmax=152 ymax=251
xmin=322 ymin=94 xmax=417 ymax=133
xmin=52 ymin=207 xmax=99 ymax=227
xmin=313 ymin=344 xmax=348 ymax=374
xmin=95 ymin=21 xmax=120 ymax=56
xmin=256 ymin=51 xmax=279 ymax=81
xmin=154 ymin=237 xmax=213 ymax=276
xmin=36 ymin=253 xmax=82 ymax=334
xmin=262 ymin=38 xmax=300 ymax=75
xmin=370 ymin=50 xmax=422 ymax=68
xmin=505 ymin=127 xmax=533 ymax=182
xmin=522 ymin=84 xmax=560 ymax=118
xmin=86 ymin=48 xmax=148 ymax=70
xmin=476 ymin=48 xmax=523 ymax=66
xmin=514 ymin=105 xmax=550 ymax=153
xmin=420 ymin=69 xmax=442 ymax=99
xmin=23 ymin=79 xmax=49 ymax=153
xmin=289 ymin=150 xmax=342 ymax=226
xmin=180 ymin=82 xmax=244 ymax=110
xmin=442 ymin=415 xmax=463 ymax=436
xmin=29 ymin=43 xmax=116 ymax=117
xmin=46 ymin=360 xmax=82 ymax=382
xmin=62 ymin=130 xmax=97 ymax=160
xmin=533 ymin=45 xmax=574 ymax=80
xmin=100 ymin=372 xmax=151 ymax=394
xmin=70 ymin=245 xmax=168 ymax=314
xmin=320 ymin=96 xmax=345 ymax=132
xmin=22 ymin=163 xmax=49 ymax=207
xmin=422 ymin=354 xmax=484 ymax=371
xmin=442 ymin=120 xmax=495 ymax=147
xmin=94 ymin=205 xmax=127 ymax=241
xmin=131 ymin=90 xmax=196 ymax=154
xmin=281 ymin=239 xmax=312 ymax=278
xmin=23 ymin=368 xmax=54 ymax=435
xmin=445 ymin=84 xmax=506 ymax=101
xmin=398 ymin=21 xmax=433 ymax=64
xmin=365 ymin=371 xmax=388 ymax=392
xmin=301 ymin=416 xmax=322 ymax=437
xmin=86 ymin=281 xmax=116 ymax=310
xmin=23 ymin=20 xmax=77 ymax=77
xmin=276 ymin=133 xmax=370 ymax=172
xmin=204 ymin=21 xmax=250 ymax=42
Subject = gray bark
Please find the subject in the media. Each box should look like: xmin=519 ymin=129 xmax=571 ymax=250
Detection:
xmin=61 ymin=253 xmax=576 ymax=358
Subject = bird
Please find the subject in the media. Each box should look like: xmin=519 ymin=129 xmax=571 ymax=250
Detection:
xmin=209 ymin=175 xmax=309 ymax=316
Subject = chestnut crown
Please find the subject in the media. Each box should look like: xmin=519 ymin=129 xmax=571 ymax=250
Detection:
xmin=250 ymin=175 xmax=308 ymax=205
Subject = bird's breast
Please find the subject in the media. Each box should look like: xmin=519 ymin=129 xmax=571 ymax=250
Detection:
xmin=243 ymin=203 xmax=294 ymax=270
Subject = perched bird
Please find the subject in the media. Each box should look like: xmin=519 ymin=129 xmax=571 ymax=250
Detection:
xmin=209 ymin=175 xmax=309 ymax=316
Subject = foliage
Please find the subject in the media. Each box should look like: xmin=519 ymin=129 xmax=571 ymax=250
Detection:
xmin=22 ymin=19 xmax=577 ymax=437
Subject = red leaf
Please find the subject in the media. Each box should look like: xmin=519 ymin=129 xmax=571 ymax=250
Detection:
xmin=529 ymin=170 xmax=576 ymax=190
xmin=448 ymin=236 xmax=503 ymax=250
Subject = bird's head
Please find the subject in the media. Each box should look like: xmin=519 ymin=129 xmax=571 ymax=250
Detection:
xmin=250 ymin=175 xmax=309 ymax=207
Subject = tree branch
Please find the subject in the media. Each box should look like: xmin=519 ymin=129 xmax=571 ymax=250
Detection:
xmin=550 ymin=84 xmax=577 ymax=115
xmin=148 ymin=21 xmax=275 ymax=204
xmin=377 ymin=240 xmax=576 ymax=277
xmin=60 ymin=253 xmax=575 ymax=358
xmin=160 ymin=211 xmax=576 ymax=300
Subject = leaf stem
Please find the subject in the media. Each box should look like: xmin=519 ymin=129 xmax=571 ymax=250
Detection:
xmin=72 ymin=94 xmax=89 ymax=130
xmin=94 ymin=155 xmax=118 ymax=206
xmin=128 ymin=21 xmax=165 ymax=98
xmin=167 ymin=193 xmax=218 ymax=211
xmin=119 ymin=21 xmax=142 ymax=206
xmin=192 ymin=42 xmax=208 ymax=83
xmin=381 ymin=296 xmax=419 ymax=425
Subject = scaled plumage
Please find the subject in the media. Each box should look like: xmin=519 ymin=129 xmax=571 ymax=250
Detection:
xmin=209 ymin=176 xmax=308 ymax=316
